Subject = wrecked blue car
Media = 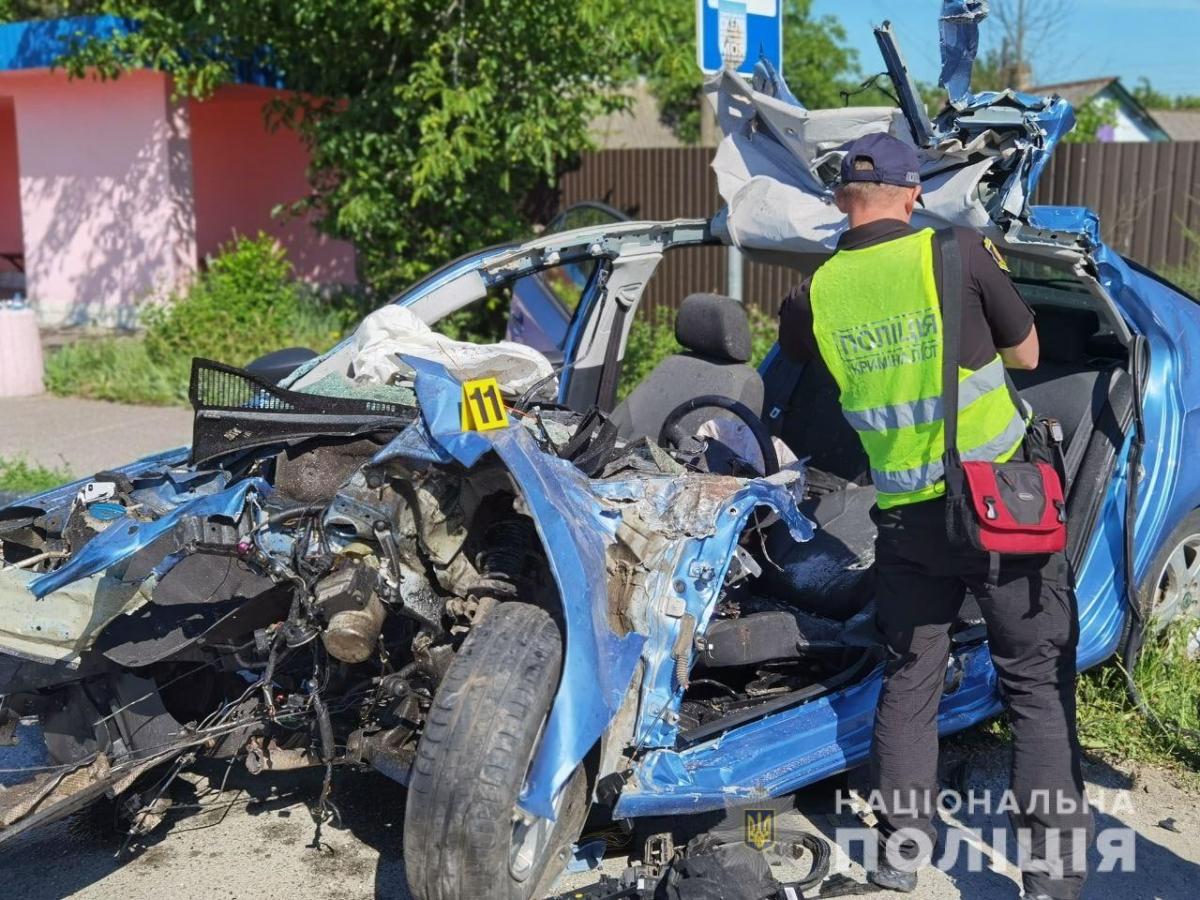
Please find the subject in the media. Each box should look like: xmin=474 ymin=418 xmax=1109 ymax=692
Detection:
xmin=3 ymin=9 xmax=1200 ymax=900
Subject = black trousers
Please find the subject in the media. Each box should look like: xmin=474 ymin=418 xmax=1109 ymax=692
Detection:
xmin=869 ymin=497 xmax=1093 ymax=899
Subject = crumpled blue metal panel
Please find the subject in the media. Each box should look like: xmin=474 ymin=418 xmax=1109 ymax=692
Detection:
xmin=388 ymin=359 xmax=645 ymax=820
xmin=615 ymin=649 xmax=1001 ymax=818
xmin=0 ymin=447 xmax=189 ymax=519
xmin=1026 ymin=206 xmax=1102 ymax=249
xmin=938 ymin=0 xmax=990 ymax=108
xmin=750 ymin=56 xmax=802 ymax=109
xmin=29 ymin=478 xmax=269 ymax=599
xmin=589 ymin=477 xmax=814 ymax=751
xmin=370 ymin=355 xmax=491 ymax=467
xmin=491 ymin=428 xmax=646 ymax=820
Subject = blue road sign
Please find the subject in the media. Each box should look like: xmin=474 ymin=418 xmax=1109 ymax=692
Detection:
xmin=696 ymin=0 xmax=782 ymax=75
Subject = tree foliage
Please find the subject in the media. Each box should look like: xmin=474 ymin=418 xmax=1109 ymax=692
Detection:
xmin=1131 ymin=77 xmax=1200 ymax=112
xmin=66 ymin=1 xmax=652 ymax=295
xmin=1063 ymin=98 xmax=1117 ymax=143
xmin=0 ymin=0 xmax=95 ymax=20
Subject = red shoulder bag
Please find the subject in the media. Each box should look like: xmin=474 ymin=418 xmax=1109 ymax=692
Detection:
xmin=935 ymin=230 xmax=1067 ymax=558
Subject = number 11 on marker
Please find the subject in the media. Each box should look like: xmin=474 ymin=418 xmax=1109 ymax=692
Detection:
xmin=460 ymin=377 xmax=510 ymax=431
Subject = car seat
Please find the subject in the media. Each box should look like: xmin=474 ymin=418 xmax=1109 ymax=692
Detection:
xmin=611 ymin=293 xmax=765 ymax=441
xmin=1008 ymin=306 xmax=1119 ymax=455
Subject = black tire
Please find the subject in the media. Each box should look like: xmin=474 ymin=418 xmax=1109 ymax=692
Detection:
xmin=403 ymin=602 xmax=588 ymax=900
xmin=1136 ymin=509 xmax=1200 ymax=634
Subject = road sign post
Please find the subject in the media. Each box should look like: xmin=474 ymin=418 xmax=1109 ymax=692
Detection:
xmin=697 ymin=1 xmax=782 ymax=300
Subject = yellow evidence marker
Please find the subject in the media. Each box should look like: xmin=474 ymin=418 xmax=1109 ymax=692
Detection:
xmin=460 ymin=377 xmax=510 ymax=432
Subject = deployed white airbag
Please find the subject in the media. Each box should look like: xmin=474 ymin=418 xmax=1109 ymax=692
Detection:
xmin=350 ymin=305 xmax=556 ymax=396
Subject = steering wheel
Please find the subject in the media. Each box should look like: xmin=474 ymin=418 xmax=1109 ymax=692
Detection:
xmin=659 ymin=395 xmax=780 ymax=477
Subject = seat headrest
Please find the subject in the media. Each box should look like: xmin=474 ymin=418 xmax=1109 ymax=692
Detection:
xmin=1034 ymin=306 xmax=1100 ymax=363
xmin=674 ymin=293 xmax=752 ymax=363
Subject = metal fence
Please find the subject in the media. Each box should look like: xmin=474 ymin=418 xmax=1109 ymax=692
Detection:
xmin=557 ymin=141 xmax=1200 ymax=315
xmin=1035 ymin=141 xmax=1200 ymax=270
xmin=556 ymin=148 xmax=798 ymax=317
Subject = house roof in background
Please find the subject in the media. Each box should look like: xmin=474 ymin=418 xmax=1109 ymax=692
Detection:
xmin=1028 ymin=76 xmax=1121 ymax=108
xmin=0 ymin=15 xmax=282 ymax=88
xmin=1028 ymin=75 xmax=1170 ymax=142
xmin=590 ymin=81 xmax=687 ymax=150
xmin=1153 ymin=109 xmax=1200 ymax=142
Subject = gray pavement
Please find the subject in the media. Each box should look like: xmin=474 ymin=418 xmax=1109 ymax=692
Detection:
xmin=0 ymin=394 xmax=192 ymax=477
xmin=0 ymin=730 xmax=1196 ymax=899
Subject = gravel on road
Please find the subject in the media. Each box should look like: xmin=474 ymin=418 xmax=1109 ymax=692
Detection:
xmin=0 ymin=731 xmax=1196 ymax=900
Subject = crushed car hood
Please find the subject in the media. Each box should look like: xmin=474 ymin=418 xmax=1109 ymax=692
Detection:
xmin=0 ymin=353 xmax=814 ymax=823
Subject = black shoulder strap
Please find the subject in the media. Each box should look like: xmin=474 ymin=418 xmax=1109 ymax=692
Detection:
xmin=936 ymin=228 xmax=964 ymax=463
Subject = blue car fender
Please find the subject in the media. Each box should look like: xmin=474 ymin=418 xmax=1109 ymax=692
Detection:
xmin=389 ymin=358 xmax=645 ymax=821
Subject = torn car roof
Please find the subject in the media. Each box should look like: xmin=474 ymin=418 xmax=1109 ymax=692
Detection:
xmin=707 ymin=1 xmax=1085 ymax=260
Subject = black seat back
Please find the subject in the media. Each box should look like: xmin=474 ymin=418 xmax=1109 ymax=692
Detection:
xmin=1008 ymin=306 xmax=1111 ymax=448
xmin=612 ymin=294 xmax=764 ymax=440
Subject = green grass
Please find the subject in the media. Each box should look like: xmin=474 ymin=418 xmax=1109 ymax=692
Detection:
xmin=1162 ymin=261 xmax=1200 ymax=299
xmin=1077 ymin=622 xmax=1200 ymax=775
xmin=0 ymin=455 xmax=74 ymax=496
xmin=954 ymin=621 xmax=1200 ymax=781
xmin=44 ymin=336 xmax=188 ymax=406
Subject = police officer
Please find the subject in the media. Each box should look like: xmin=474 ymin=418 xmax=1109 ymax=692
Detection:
xmin=778 ymin=133 xmax=1093 ymax=898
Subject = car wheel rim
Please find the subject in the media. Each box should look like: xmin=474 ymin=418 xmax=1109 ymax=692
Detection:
xmin=508 ymin=715 xmax=562 ymax=883
xmin=1151 ymin=532 xmax=1200 ymax=630
xmin=510 ymin=810 xmax=555 ymax=882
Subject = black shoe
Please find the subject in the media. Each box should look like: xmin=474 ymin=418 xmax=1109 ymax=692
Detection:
xmin=867 ymin=859 xmax=918 ymax=893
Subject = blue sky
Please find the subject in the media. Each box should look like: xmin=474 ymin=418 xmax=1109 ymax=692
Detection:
xmin=809 ymin=1 xmax=1200 ymax=95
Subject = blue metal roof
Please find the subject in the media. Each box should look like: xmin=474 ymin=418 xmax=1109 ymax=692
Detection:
xmin=0 ymin=15 xmax=284 ymax=88
xmin=0 ymin=15 xmax=131 ymax=71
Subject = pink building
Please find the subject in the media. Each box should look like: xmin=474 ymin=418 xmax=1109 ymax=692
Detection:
xmin=0 ymin=16 xmax=356 ymax=326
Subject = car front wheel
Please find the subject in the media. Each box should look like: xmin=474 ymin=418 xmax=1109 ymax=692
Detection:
xmin=402 ymin=602 xmax=587 ymax=900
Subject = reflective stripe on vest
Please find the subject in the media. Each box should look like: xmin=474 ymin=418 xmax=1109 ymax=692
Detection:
xmin=840 ymin=356 xmax=1008 ymax=432
xmin=869 ymin=412 xmax=1027 ymax=494
xmin=809 ymin=228 xmax=1024 ymax=509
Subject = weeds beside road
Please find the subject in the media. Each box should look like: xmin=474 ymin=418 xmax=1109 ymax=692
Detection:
xmin=0 ymin=455 xmax=73 ymax=496
xmin=43 ymin=235 xmax=361 ymax=407
xmin=1078 ymin=622 xmax=1200 ymax=778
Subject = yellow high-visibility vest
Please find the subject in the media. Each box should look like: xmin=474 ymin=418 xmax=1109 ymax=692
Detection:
xmin=809 ymin=228 xmax=1025 ymax=508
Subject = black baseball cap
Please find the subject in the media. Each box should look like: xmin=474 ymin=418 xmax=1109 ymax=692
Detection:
xmin=838 ymin=133 xmax=921 ymax=188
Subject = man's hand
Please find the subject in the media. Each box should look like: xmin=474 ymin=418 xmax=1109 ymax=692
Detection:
xmin=999 ymin=326 xmax=1039 ymax=370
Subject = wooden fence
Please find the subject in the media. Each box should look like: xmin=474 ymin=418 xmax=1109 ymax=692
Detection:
xmin=556 ymin=141 xmax=1200 ymax=315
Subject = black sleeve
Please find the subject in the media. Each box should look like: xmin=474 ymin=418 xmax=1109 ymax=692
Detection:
xmin=960 ymin=229 xmax=1034 ymax=349
xmin=778 ymin=278 xmax=817 ymax=363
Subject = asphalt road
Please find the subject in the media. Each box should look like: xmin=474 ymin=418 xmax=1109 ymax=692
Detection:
xmin=0 ymin=394 xmax=192 ymax=477
xmin=1 ymin=727 xmax=1196 ymax=899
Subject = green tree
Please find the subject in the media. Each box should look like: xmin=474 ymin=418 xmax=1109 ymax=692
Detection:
xmin=1131 ymin=76 xmax=1173 ymax=110
xmin=1132 ymin=76 xmax=1200 ymax=111
xmin=66 ymin=1 xmax=652 ymax=295
xmin=1064 ymin=98 xmax=1117 ymax=143
xmin=640 ymin=0 xmax=860 ymax=143
xmin=0 ymin=0 xmax=96 ymax=20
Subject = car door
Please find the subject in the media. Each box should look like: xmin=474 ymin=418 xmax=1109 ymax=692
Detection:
xmin=507 ymin=203 xmax=629 ymax=363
